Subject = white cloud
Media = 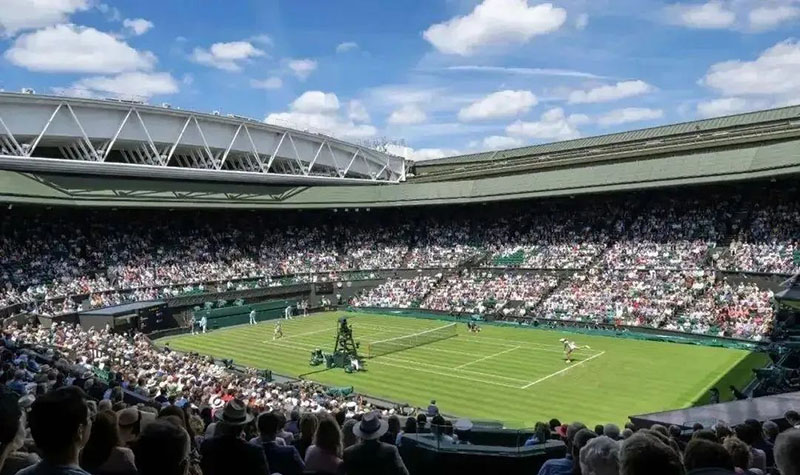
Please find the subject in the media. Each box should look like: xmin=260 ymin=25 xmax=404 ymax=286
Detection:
xmin=506 ymin=107 xmax=584 ymax=140
xmin=5 ymin=24 xmax=156 ymax=73
xmin=748 ymin=5 xmax=800 ymax=30
xmin=366 ymin=85 xmax=441 ymax=107
xmin=423 ymin=0 xmax=567 ymax=56
xmin=388 ymin=104 xmax=427 ymax=125
xmin=458 ymin=90 xmax=537 ymax=121
xmin=575 ymin=13 xmax=589 ymax=30
xmin=700 ymin=39 xmax=800 ymax=99
xmin=0 ymin=0 xmax=89 ymax=36
xmin=385 ymin=144 xmax=461 ymax=161
xmin=250 ymin=34 xmax=272 ymax=46
xmin=250 ymin=77 xmax=283 ymax=90
xmin=290 ymin=91 xmax=340 ymax=113
xmin=348 ymin=100 xmax=370 ymax=122
xmin=336 ymin=41 xmax=358 ymax=53
xmin=696 ymin=97 xmax=763 ymax=117
xmin=265 ymin=91 xmax=376 ymax=140
xmin=288 ymin=58 xmax=317 ymax=80
xmin=596 ymin=107 xmax=664 ymax=126
xmin=568 ymin=80 xmax=654 ymax=104
xmin=481 ymin=135 xmax=524 ymax=149
xmin=665 ymin=1 xmax=736 ymax=29
xmin=191 ymin=41 xmax=265 ymax=71
xmin=445 ymin=65 xmax=610 ymax=79
xmin=66 ymin=72 xmax=178 ymax=100
xmin=123 ymin=18 xmax=153 ymax=36
xmin=96 ymin=3 xmax=121 ymax=22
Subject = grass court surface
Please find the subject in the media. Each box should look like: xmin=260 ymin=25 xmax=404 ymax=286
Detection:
xmin=158 ymin=311 xmax=766 ymax=427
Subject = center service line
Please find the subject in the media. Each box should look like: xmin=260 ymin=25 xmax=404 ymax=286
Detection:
xmin=454 ymin=345 xmax=521 ymax=369
xmin=520 ymin=351 xmax=606 ymax=389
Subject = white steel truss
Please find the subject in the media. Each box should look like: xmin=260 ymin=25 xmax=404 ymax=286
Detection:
xmin=0 ymin=95 xmax=405 ymax=184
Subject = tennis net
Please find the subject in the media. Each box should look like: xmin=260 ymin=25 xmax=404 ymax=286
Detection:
xmin=366 ymin=323 xmax=458 ymax=358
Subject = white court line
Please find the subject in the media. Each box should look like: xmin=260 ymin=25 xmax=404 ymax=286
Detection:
xmin=455 ymin=337 xmax=573 ymax=355
xmin=455 ymin=346 xmax=520 ymax=369
xmin=369 ymin=359 xmax=524 ymax=390
xmin=260 ymin=327 xmax=331 ymax=343
xmin=462 ymin=334 xmax=595 ymax=353
xmin=262 ymin=338 xmax=527 ymax=387
xmin=520 ymin=351 xmax=606 ymax=389
xmin=377 ymin=354 xmax=528 ymax=383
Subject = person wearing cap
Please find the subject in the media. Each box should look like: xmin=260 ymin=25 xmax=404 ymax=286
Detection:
xmin=117 ymin=407 xmax=155 ymax=448
xmin=200 ymin=399 xmax=269 ymax=475
xmin=343 ymin=411 xmax=409 ymax=475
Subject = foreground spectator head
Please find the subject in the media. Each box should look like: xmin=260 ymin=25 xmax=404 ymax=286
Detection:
xmin=0 ymin=390 xmax=25 ymax=455
xmin=28 ymin=386 xmax=91 ymax=466
xmin=722 ymin=437 xmax=751 ymax=471
xmin=603 ymin=424 xmax=621 ymax=441
xmin=668 ymin=425 xmax=681 ymax=439
xmin=621 ymin=429 xmax=634 ymax=440
xmin=566 ymin=422 xmax=588 ymax=447
xmin=549 ymin=418 xmax=562 ymax=431
xmin=403 ymin=416 xmax=417 ymax=434
xmin=594 ymin=425 xmax=605 ymax=436
xmin=651 ymin=424 xmax=668 ymax=437
xmin=785 ymin=410 xmax=800 ymax=428
xmin=762 ymin=421 xmax=779 ymax=442
xmin=620 ymin=432 xmax=684 ymax=475
xmin=80 ymin=410 xmax=122 ymax=472
xmin=683 ymin=439 xmax=734 ymax=473
xmin=580 ymin=436 xmax=619 ymax=475
xmin=314 ymin=416 xmax=342 ymax=455
xmin=692 ymin=430 xmax=719 ymax=443
xmin=353 ymin=411 xmax=389 ymax=441
xmin=257 ymin=412 xmax=281 ymax=440
xmin=774 ymin=429 xmax=800 ymax=475
xmin=342 ymin=419 xmax=358 ymax=448
xmin=215 ymin=398 xmax=253 ymax=437
xmin=573 ymin=428 xmax=598 ymax=459
xmin=299 ymin=413 xmax=319 ymax=442
xmin=118 ymin=406 xmax=155 ymax=445
xmin=134 ymin=420 xmax=190 ymax=475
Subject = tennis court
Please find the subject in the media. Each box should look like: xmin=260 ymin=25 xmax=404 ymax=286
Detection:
xmin=158 ymin=311 xmax=766 ymax=427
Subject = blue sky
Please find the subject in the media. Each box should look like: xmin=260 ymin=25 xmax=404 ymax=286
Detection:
xmin=1 ymin=0 xmax=799 ymax=160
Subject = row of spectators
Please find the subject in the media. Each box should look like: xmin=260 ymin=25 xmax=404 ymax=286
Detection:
xmin=1 ymin=184 xmax=797 ymax=314
xmin=355 ymin=270 xmax=774 ymax=340
xmin=422 ymin=272 xmax=559 ymax=315
xmin=531 ymin=417 xmax=800 ymax=475
xmin=3 ymin=319 xmax=800 ymax=475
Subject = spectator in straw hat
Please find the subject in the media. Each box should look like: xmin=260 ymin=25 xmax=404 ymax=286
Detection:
xmin=200 ymin=398 xmax=268 ymax=475
xmin=343 ymin=411 xmax=409 ymax=475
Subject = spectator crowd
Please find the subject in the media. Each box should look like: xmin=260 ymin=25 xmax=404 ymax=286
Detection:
xmin=2 ymin=314 xmax=800 ymax=475
xmin=1 ymin=184 xmax=796 ymax=340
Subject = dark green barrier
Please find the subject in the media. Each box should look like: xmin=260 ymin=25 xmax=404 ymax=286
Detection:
xmin=197 ymin=299 xmax=298 ymax=329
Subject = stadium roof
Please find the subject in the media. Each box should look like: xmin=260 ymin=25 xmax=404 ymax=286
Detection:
xmin=0 ymin=92 xmax=406 ymax=185
xmin=1 ymin=103 xmax=799 ymax=208
xmin=413 ymin=104 xmax=800 ymax=181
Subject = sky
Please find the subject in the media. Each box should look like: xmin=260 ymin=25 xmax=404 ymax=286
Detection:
xmin=1 ymin=0 xmax=799 ymax=161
